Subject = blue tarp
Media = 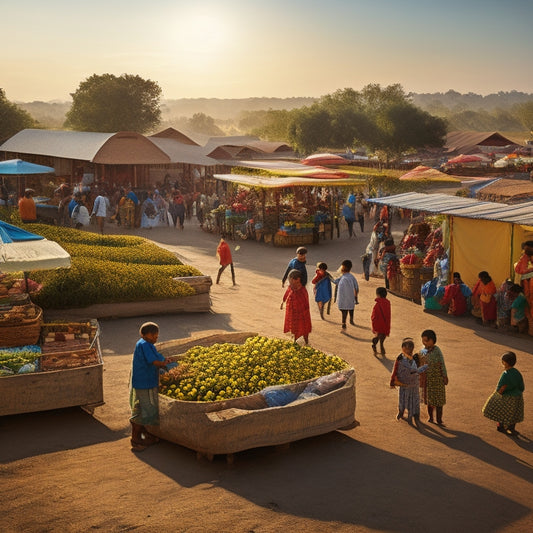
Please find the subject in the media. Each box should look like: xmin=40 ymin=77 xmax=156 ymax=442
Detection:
xmin=0 ymin=220 xmax=44 ymax=244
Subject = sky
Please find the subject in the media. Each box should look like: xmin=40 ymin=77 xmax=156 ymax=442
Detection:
xmin=3 ymin=0 xmax=533 ymax=102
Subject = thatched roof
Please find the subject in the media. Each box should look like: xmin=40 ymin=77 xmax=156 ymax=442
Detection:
xmin=476 ymin=178 xmax=533 ymax=204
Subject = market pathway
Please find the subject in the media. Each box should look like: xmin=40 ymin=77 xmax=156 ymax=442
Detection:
xmin=2 ymin=216 xmax=532 ymax=533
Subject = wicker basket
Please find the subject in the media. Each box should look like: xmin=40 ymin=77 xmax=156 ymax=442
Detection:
xmin=0 ymin=304 xmax=43 ymax=348
xmin=420 ymin=267 xmax=434 ymax=282
xmin=400 ymin=263 xmax=422 ymax=279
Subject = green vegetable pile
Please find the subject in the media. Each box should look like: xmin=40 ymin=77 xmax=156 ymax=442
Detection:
xmin=160 ymin=335 xmax=348 ymax=402
xmin=0 ymin=350 xmax=41 ymax=374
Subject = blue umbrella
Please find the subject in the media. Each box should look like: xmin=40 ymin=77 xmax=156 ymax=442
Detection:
xmin=0 ymin=159 xmax=55 ymax=174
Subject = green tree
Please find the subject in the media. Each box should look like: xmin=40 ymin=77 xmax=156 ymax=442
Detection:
xmin=513 ymin=101 xmax=533 ymax=134
xmin=287 ymin=106 xmax=332 ymax=154
xmin=186 ymin=113 xmax=224 ymax=136
xmin=64 ymin=74 xmax=162 ymax=133
xmin=0 ymin=88 xmax=36 ymax=142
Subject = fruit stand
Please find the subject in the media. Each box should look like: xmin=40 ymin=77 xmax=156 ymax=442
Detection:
xmin=148 ymin=332 xmax=357 ymax=460
xmin=0 ymin=319 xmax=104 ymax=416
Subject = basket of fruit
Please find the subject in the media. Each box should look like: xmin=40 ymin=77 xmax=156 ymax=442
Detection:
xmin=147 ymin=332 xmax=356 ymax=457
xmin=0 ymin=304 xmax=43 ymax=348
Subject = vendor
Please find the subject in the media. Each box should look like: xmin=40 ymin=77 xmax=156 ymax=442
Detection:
xmin=440 ymin=272 xmax=472 ymax=316
xmin=18 ymin=189 xmax=37 ymax=223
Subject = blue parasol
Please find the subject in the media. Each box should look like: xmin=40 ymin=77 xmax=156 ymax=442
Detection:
xmin=0 ymin=159 xmax=55 ymax=175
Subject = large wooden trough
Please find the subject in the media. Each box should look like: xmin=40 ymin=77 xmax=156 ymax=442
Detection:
xmin=148 ymin=332 xmax=357 ymax=459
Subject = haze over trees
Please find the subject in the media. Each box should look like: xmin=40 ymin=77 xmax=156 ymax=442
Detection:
xmin=64 ymin=74 xmax=162 ymax=133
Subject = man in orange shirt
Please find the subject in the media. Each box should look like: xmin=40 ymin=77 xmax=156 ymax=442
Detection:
xmin=18 ymin=189 xmax=37 ymax=223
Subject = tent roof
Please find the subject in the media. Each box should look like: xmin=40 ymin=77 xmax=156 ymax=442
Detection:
xmin=367 ymin=192 xmax=533 ymax=226
xmin=150 ymin=127 xmax=199 ymax=146
xmin=214 ymin=173 xmax=365 ymax=188
xmin=148 ymin=137 xmax=218 ymax=166
xmin=0 ymin=221 xmax=70 ymax=272
xmin=444 ymin=131 xmax=521 ymax=155
xmin=399 ymin=165 xmax=461 ymax=181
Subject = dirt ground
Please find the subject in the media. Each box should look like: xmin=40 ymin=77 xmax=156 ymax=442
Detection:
xmin=1 ymin=215 xmax=532 ymax=533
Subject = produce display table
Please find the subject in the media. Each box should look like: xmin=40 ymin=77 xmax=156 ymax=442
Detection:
xmin=0 ymin=320 xmax=104 ymax=416
xmin=148 ymin=332 xmax=357 ymax=460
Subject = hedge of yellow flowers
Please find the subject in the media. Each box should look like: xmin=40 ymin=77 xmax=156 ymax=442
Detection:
xmin=25 ymin=224 xmax=202 ymax=309
xmin=160 ymin=335 xmax=348 ymax=402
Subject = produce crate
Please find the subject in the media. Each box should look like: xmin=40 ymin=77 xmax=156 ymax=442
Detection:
xmin=147 ymin=332 xmax=357 ymax=458
xmin=0 ymin=320 xmax=104 ymax=416
xmin=273 ymin=233 xmax=314 ymax=247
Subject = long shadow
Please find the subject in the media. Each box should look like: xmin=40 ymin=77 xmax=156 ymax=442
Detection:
xmin=98 ymin=312 xmax=235 ymax=356
xmin=137 ymin=431 xmax=530 ymax=532
xmin=0 ymin=407 xmax=122 ymax=462
xmin=372 ymin=351 xmax=395 ymax=372
xmin=418 ymin=423 xmax=533 ymax=483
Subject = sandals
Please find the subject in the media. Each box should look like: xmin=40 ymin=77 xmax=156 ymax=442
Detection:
xmin=130 ymin=439 xmax=147 ymax=452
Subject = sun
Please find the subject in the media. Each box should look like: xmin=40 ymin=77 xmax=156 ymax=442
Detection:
xmin=171 ymin=6 xmax=231 ymax=56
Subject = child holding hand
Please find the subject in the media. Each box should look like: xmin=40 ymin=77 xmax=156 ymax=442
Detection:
xmin=312 ymin=262 xmax=333 ymax=320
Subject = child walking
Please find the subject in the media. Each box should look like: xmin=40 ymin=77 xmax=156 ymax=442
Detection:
xmin=216 ymin=234 xmax=236 ymax=285
xmin=129 ymin=322 xmax=171 ymax=452
xmin=280 ymin=269 xmax=312 ymax=345
xmin=333 ymin=260 xmax=359 ymax=331
xmin=371 ymin=287 xmax=391 ymax=355
xmin=390 ymin=338 xmax=428 ymax=427
xmin=312 ymin=262 xmax=333 ymax=320
xmin=419 ymin=329 xmax=448 ymax=425
xmin=482 ymin=351 xmax=525 ymax=436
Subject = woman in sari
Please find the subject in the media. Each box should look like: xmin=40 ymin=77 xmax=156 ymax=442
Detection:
xmin=472 ymin=271 xmax=497 ymax=326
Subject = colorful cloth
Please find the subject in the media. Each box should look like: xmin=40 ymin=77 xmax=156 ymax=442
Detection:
xmin=283 ymin=285 xmax=312 ymax=340
xmin=312 ymin=270 xmax=332 ymax=304
xmin=472 ymin=279 xmax=497 ymax=321
xmin=217 ymin=240 xmax=233 ymax=266
xmin=371 ymin=297 xmax=391 ymax=336
xmin=419 ymin=345 xmax=447 ymax=407
xmin=390 ymin=355 xmax=421 ymax=418
xmin=441 ymin=282 xmax=470 ymax=316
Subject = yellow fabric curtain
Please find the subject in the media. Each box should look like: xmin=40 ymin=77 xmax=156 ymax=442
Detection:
xmin=451 ymin=218 xmax=512 ymax=288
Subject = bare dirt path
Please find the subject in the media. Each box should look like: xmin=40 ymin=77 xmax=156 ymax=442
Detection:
xmin=2 ymin=217 xmax=532 ymax=532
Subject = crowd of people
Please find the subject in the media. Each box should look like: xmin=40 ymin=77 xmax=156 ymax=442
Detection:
xmin=277 ymin=245 xmax=525 ymax=436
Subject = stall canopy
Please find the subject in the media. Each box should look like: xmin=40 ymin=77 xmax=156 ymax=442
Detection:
xmin=214 ymin=173 xmax=365 ymax=188
xmin=0 ymin=159 xmax=55 ymax=175
xmin=367 ymin=192 xmax=533 ymax=287
xmin=0 ymin=221 xmax=71 ymax=273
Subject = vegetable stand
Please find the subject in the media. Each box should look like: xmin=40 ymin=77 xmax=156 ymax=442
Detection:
xmin=147 ymin=332 xmax=357 ymax=460
xmin=0 ymin=320 xmax=104 ymax=416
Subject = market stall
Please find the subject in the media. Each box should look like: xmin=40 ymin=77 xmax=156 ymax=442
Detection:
xmin=367 ymin=193 xmax=533 ymax=319
xmin=0 ymin=220 xmax=104 ymax=415
xmin=212 ymin=173 xmax=365 ymax=246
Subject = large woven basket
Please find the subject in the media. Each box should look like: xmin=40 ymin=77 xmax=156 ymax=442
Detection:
xmin=400 ymin=263 xmax=422 ymax=279
xmin=0 ymin=304 xmax=43 ymax=348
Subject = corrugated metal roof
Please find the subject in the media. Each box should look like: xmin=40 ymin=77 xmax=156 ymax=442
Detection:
xmin=148 ymin=137 xmax=218 ymax=166
xmin=367 ymin=192 xmax=533 ymax=225
xmin=0 ymin=129 xmax=114 ymax=161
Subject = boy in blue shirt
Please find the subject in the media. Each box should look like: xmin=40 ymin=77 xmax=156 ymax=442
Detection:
xmin=130 ymin=322 xmax=170 ymax=451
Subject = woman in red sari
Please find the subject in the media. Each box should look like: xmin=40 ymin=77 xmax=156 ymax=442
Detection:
xmin=280 ymin=269 xmax=312 ymax=345
xmin=472 ymin=271 xmax=497 ymax=326
xmin=441 ymin=272 xmax=471 ymax=316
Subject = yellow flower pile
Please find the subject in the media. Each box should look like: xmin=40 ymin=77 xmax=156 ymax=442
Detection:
xmin=160 ymin=335 xmax=348 ymax=402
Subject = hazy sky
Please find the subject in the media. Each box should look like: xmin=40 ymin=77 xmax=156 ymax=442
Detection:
xmin=3 ymin=0 xmax=532 ymax=102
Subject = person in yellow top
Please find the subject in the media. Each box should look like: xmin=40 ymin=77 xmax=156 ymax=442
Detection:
xmin=18 ymin=189 xmax=37 ymax=223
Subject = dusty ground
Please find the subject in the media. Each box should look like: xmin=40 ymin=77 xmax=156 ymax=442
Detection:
xmin=1 ymin=216 xmax=532 ymax=533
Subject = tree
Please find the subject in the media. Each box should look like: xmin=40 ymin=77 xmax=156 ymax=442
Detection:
xmin=64 ymin=74 xmax=162 ymax=133
xmin=287 ymin=106 xmax=332 ymax=154
xmin=0 ymin=88 xmax=36 ymax=143
xmin=186 ymin=113 xmax=224 ymax=136
xmin=513 ymin=101 xmax=533 ymax=134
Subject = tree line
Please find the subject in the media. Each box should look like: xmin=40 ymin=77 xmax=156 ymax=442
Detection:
xmin=2 ymin=74 xmax=532 ymax=158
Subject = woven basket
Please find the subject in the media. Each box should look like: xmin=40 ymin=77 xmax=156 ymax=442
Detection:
xmin=420 ymin=267 xmax=434 ymax=282
xmin=400 ymin=263 xmax=422 ymax=279
xmin=0 ymin=305 xmax=43 ymax=348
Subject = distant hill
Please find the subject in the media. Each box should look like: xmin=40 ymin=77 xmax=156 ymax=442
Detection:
xmin=14 ymin=92 xmax=533 ymax=133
